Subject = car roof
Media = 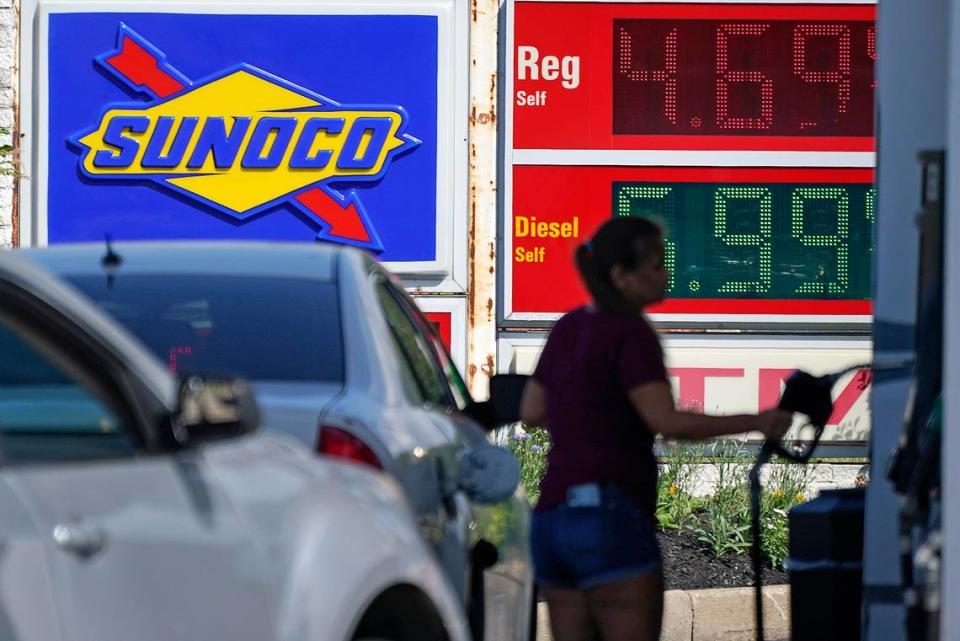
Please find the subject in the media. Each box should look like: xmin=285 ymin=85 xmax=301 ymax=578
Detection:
xmin=21 ymin=241 xmax=342 ymax=281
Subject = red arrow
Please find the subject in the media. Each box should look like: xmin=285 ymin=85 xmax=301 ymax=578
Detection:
xmin=99 ymin=25 xmax=378 ymax=248
xmin=294 ymin=189 xmax=371 ymax=243
xmin=104 ymin=33 xmax=185 ymax=99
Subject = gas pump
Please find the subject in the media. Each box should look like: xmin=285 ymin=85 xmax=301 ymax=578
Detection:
xmin=750 ymin=151 xmax=944 ymax=641
xmin=886 ymin=150 xmax=945 ymax=641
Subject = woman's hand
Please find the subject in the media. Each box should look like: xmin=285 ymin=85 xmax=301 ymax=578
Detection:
xmin=756 ymin=409 xmax=793 ymax=441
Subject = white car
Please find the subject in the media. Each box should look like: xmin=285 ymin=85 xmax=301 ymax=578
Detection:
xmin=26 ymin=241 xmax=536 ymax=641
xmin=0 ymin=251 xmax=470 ymax=641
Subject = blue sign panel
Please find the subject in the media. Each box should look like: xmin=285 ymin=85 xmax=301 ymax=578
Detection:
xmin=47 ymin=12 xmax=438 ymax=261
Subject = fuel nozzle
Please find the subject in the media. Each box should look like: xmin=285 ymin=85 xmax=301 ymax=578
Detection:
xmin=778 ymin=370 xmax=836 ymax=429
xmin=772 ymin=366 xmax=870 ymax=463
xmin=770 ymin=370 xmax=839 ymax=464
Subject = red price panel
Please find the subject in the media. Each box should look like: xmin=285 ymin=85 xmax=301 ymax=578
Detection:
xmin=512 ymin=3 xmax=876 ymax=151
xmin=507 ymin=165 xmax=875 ymax=320
xmin=423 ymin=312 xmax=453 ymax=353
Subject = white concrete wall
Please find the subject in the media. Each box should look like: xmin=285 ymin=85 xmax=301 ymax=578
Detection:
xmin=0 ymin=0 xmax=14 ymax=249
xmin=665 ymin=463 xmax=866 ymax=500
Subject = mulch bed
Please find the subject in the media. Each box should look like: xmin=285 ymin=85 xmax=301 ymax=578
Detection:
xmin=658 ymin=527 xmax=788 ymax=591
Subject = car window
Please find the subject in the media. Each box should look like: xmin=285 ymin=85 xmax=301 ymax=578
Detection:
xmin=428 ymin=335 xmax=471 ymax=411
xmin=0 ymin=322 xmax=136 ymax=462
xmin=67 ymin=275 xmax=344 ymax=383
xmin=398 ymin=299 xmax=472 ymax=411
xmin=374 ymin=281 xmax=452 ymax=408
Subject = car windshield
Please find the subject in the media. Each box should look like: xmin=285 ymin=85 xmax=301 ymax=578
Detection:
xmin=66 ymin=274 xmax=344 ymax=383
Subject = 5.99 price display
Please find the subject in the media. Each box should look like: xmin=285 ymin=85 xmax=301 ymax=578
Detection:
xmin=508 ymin=166 xmax=874 ymax=318
xmin=613 ymin=181 xmax=874 ymax=300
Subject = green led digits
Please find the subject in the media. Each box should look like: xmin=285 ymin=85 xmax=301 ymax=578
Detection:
xmin=616 ymin=185 xmax=676 ymax=292
xmin=714 ymin=187 xmax=773 ymax=294
xmin=791 ymin=188 xmax=849 ymax=295
xmin=610 ymin=180 xmax=874 ymax=301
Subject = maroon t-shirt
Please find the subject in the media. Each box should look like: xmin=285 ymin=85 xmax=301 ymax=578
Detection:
xmin=533 ymin=306 xmax=668 ymax=517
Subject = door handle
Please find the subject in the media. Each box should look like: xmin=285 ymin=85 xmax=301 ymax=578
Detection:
xmin=52 ymin=521 xmax=106 ymax=557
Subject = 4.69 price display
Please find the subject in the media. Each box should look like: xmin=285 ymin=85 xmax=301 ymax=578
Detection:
xmin=511 ymin=2 xmax=875 ymax=151
xmin=614 ymin=18 xmax=875 ymax=137
xmin=613 ymin=181 xmax=875 ymax=300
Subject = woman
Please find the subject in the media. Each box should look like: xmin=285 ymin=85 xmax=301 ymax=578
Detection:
xmin=520 ymin=217 xmax=792 ymax=641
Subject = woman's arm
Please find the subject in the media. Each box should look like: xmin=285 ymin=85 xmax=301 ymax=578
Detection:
xmin=627 ymin=381 xmax=791 ymax=441
xmin=520 ymin=378 xmax=548 ymax=427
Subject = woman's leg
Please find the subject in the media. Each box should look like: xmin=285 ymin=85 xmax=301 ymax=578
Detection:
xmin=542 ymin=587 xmax=596 ymax=641
xmin=586 ymin=570 xmax=664 ymax=641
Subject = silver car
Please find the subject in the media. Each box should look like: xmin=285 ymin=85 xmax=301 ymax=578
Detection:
xmin=0 ymin=251 xmax=471 ymax=641
xmin=23 ymin=241 xmax=535 ymax=641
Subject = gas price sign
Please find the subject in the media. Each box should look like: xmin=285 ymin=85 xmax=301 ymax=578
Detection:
xmin=507 ymin=166 xmax=874 ymax=319
xmin=504 ymin=1 xmax=876 ymax=323
xmin=512 ymin=3 xmax=876 ymax=151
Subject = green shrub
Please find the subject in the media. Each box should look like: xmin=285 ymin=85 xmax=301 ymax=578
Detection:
xmin=759 ymin=459 xmax=816 ymax=568
xmin=508 ymin=427 xmax=550 ymax=504
xmin=511 ymin=431 xmax=814 ymax=570
xmin=686 ymin=441 xmax=754 ymax=557
xmin=656 ymin=440 xmax=814 ymax=569
xmin=656 ymin=443 xmax=701 ymax=530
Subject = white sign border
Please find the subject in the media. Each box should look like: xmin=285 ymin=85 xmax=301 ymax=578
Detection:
xmin=501 ymin=0 xmax=878 ymax=324
xmin=498 ymin=333 xmax=874 ymax=373
xmin=20 ymin=0 xmax=469 ymax=292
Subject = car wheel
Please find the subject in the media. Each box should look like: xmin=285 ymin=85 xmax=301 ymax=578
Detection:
xmin=351 ymin=585 xmax=449 ymax=641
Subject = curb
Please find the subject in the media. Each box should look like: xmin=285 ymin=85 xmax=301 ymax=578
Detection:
xmin=536 ymin=585 xmax=790 ymax=641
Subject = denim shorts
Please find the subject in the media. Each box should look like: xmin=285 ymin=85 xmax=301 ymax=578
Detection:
xmin=531 ymin=484 xmax=662 ymax=589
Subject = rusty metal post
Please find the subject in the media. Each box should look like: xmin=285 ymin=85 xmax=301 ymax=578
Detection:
xmin=10 ymin=0 xmax=19 ymax=248
xmin=466 ymin=0 xmax=499 ymax=399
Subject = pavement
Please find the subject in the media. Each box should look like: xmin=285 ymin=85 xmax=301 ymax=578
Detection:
xmin=536 ymin=584 xmax=790 ymax=641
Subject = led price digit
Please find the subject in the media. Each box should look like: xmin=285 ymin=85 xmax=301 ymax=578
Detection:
xmin=616 ymin=27 xmax=678 ymax=124
xmin=615 ymin=185 xmax=676 ymax=292
xmin=716 ymin=24 xmax=773 ymax=130
xmin=791 ymin=187 xmax=849 ymax=295
xmin=714 ymin=187 xmax=773 ymax=293
xmin=793 ymin=24 xmax=852 ymax=120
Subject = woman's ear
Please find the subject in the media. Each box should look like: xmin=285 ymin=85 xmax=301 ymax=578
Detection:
xmin=608 ymin=264 xmax=629 ymax=290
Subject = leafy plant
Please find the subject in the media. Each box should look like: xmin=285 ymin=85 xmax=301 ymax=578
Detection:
xmin=656 ymin=443 xmax=701 ymax=530
xmin=508 ymin=429 xmax=815 ymax=570
xmin=693 ymin=507 xmax=754 ymax=557
xmin=684 ymin=441 xmax=753 ymax=557
xmin=0 ymin=126 xmax=14 ymax=177
xmin=659 ymin=440 xmax=813 ymax=568
xmin=476 ymin=500 xmax=523 ymax=548
xmin=507 ymin=427 xmax=551 ymax=504
xmin=759 ymin=459 xmax=816 ymax=567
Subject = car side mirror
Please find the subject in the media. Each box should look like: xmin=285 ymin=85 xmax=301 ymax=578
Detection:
xmin=173 ymin=373 xmax=260 ymax=444
xmin=456 ymin=445 xmax=520 ymax=504
xmin=464 ymin=373 xmax=530 ymax=431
